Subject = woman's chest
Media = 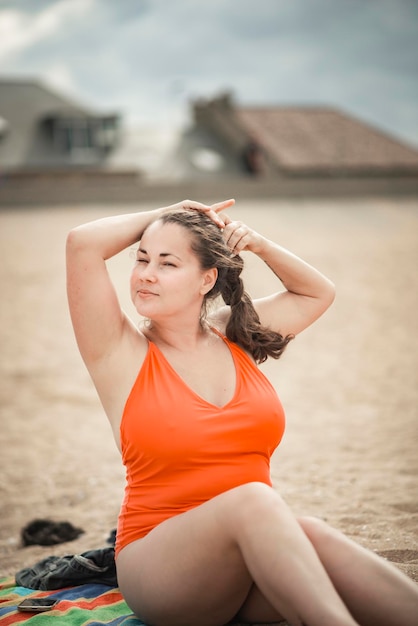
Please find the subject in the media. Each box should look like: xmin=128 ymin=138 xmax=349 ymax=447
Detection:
xmin=165 ymin=342 xmax=236 ymax=408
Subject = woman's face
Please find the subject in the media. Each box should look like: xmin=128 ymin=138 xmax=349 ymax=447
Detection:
xmin=130 ymin=221 xmax=216 ymax=320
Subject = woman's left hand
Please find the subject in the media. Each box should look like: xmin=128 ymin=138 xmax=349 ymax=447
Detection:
xmin=221 ymin=215 xmax=264 ymax=256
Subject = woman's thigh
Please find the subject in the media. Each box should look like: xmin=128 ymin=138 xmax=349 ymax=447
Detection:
xmin=116 ymin=483 xmax=285 ymax=626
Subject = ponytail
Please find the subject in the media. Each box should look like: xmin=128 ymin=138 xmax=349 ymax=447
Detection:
xmin=220 ymin=264 xmax=293 ymax=364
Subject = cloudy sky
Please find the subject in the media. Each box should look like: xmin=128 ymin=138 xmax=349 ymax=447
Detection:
xmin=1 ymin=0 xmax=417 ymax=147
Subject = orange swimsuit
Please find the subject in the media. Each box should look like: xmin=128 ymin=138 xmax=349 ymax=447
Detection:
xmin=115 ymin=331 xmax=285 ymax=556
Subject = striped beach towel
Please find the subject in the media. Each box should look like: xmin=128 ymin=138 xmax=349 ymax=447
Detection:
xmin=0 ymin=577 xmax=287 ymax=625
xmin=0 ymin=577 xmax=144 ymax=625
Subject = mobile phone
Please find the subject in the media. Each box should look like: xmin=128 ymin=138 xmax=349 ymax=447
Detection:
xmin=17 ymin=597 xmax=59 ymax=612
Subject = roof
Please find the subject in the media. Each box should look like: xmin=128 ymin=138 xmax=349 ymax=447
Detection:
xmin=192 ymin=94 xmax=418 ymax=176
xmin=237 ymin=106 xmax=418 ymax=175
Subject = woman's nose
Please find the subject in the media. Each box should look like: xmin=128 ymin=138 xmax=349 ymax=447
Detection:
xmin=140 ymin=263 xmax=157 ymax=282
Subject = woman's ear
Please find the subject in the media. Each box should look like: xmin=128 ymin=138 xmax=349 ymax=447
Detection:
xmin=200 ymin=268 xmax=218 ymax=295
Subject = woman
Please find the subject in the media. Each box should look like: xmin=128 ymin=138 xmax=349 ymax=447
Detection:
xmin=66 ymin=199 xmax=418 ymax=626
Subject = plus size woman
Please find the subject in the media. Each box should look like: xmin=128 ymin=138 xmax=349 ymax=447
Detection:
xmin=66 ymin=198 xmax=418 ymax=626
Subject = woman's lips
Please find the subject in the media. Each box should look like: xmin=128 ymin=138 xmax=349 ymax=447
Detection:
xmin=138 ymin=289 xmax=158 ymax=297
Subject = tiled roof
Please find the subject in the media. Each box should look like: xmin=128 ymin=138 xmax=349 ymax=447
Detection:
xmin=237 ymin=106 xmax=418 ymax=174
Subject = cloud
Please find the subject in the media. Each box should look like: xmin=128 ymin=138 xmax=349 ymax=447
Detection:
xmin=0 ymin=0 xmax=95 ymax=62
xmin=0 ymin=0 xmax=417 ymax=146
xmin=42 ymin=62 xmax=78 ymax=98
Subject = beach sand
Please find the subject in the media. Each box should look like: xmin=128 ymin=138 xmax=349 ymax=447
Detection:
xmin=0 ymin=197 xmax=417 ymax=586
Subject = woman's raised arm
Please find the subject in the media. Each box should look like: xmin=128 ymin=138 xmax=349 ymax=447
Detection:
xmin=66 ymin=208 xmax=164 ymax=366
xmin=220 ymin=215 xmax=336 ymax=337
xmin=66 ymin=199 xmax=235 ymax=367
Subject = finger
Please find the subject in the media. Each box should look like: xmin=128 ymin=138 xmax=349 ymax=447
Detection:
xmin=181 ymin=200 xmax=232 ymax=229
xmin=223 ymin=220 xmax=243 ymax=239
xmin=224 ymin=223 xmax=249 ymax=253
xmin=211 ymin=199 xmax=235 ymax=213
xmin=219 ymin=213 xmax=232 ymax=225
xmin=182 ymin=200 xmax=210 ymax=210
xmin=207 ymin=210 xmax=225 ymax=228
xmin=180 ymin=200 xmax=225 ymax=228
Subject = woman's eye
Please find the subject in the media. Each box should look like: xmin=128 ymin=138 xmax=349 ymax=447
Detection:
xmin=135 ymin=259 xmax=176 ymax=267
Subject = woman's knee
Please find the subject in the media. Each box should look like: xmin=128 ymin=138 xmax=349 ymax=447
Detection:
xmin=298 ymin=515 xmax=344 ymax=549
xmin=223 ymin=482 xmax=288 ymax=532
xmin=232 ymin=482 xmax=285 ymax=509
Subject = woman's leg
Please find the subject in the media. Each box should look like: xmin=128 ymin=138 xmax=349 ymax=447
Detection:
xmin=232 ymin=518 xmax=418 ymax=626
xmin=298 ymin=516 xmax=418 ymax=626
xmin=117 ymin=483 xmax=359 ymax=626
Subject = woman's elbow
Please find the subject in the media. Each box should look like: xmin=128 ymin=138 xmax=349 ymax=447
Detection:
xmin=66 ymin=226 xmax=89 ymax=257
xmin=321 ymin=278 xmax=336 ymax=311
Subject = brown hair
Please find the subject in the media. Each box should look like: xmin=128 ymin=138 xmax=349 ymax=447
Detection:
xmin=150 ymin=209 xmax=293 ymax=364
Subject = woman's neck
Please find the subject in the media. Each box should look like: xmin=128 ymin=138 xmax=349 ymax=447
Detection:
xmin=144 ymin=319 xmax=210 ymax=351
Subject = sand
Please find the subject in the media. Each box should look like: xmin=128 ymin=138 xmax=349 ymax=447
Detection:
xmin=0 ymin=197 xmax=417 ymax=584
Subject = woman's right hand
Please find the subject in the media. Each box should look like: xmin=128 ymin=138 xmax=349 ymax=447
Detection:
xmin=166 ymin=199 xmax=235 ymax=229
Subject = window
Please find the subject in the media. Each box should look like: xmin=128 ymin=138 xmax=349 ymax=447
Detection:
xmin=45 ymin=114 xmax=119 ymax=162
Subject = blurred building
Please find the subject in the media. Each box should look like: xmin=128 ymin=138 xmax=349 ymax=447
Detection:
xmin=1 ymin=83 xmax=418 ymax=205
xmin=190 ymin=92 xmax=418 ymax=180
xmin=0 ymin=79 xmax=120 ymax=171
xmin=0 ymin=78 xmax=144 ymax=205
